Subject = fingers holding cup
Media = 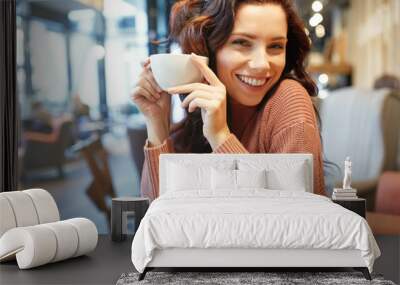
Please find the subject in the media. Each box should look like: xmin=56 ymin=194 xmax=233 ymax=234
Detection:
xmin=180 ymin=90 xmax=214 ymax=109
xmin=190 ymin=53 xmax=223 ymax=87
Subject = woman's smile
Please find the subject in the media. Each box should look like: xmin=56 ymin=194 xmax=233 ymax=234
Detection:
xmin=236 ymin=74 xmax=268 ymax=86
xmin=235 ymin=74 xmax=271 ymax=94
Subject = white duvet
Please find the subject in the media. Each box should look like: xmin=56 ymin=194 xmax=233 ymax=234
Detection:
xmin=131 ymin=190 xmax=380 ymax=273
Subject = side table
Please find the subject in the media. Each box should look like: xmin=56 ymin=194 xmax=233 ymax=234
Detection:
xmin=332 ymin=198 xmax=366 ymax=218
xmin=111 ymin=197 xmax=149 ymax=242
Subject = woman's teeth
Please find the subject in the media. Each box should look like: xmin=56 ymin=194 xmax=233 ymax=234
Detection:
xmin=237 ymin=75 xmax=267 ymax=87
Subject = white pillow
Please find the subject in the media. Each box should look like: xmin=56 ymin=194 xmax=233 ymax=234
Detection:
xmin=266 ymin=161 xmax=307 ymax=191
xmin=236 ymin=169 xmax=267 ymax=188
xmin=165 ymin=158 xmax=236 ymax=170
xmin=211 ymin=168 xmax=236 ymax=190
xmin=211 ymin=169 xmax=268 ymax=190
xmin=166 ymin=162 xmax=211 ymax=191
xmin=238 ymin=159 xmax=308 ymax=191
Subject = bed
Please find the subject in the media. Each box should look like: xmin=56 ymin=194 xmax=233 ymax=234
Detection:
xmin=131 ymin=154 xmax=381 ymax=281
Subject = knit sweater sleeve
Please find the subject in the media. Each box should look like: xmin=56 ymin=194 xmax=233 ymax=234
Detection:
xmin=140 ymin=138 xmax=175 ymax=201
xmin=213 ymin=133 xmax=249 ymax=153
xmin=265 ymin=79 xmax=326 ymax=196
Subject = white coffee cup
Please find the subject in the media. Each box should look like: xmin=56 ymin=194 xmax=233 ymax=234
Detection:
xmin=150 ymin=53 xmax=209 ymax=90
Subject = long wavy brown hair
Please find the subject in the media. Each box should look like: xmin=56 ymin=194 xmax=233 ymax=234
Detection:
xmin=166 ymin=0 xmax=318 ymax=153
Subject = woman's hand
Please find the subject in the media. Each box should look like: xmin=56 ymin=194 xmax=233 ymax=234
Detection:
xmin=165 ymin=53 xmax=231 ymax=150
xmin=130 ymin=58 xmax=171 ymax=146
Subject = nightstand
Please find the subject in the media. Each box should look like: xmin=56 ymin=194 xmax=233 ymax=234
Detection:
xmin=332 ymin=198 xmax=366 ymax=218
xmin=111 ymin=197 xmax=150 ymax=242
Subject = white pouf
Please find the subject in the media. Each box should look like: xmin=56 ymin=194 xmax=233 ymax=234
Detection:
xmin=0 ymin=196 xmax=17 ymax=237
xmin=0 ymin=189 xmax=98 ymax=269
xmin=0 ymin=218 xmax=98 ymax=269
xmin=0 ymin=191 xmax=39 ymax=227
xmin=24 ymin=188 xmax=60 ymax=223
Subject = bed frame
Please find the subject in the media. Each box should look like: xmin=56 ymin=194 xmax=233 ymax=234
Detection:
xmin=138 ymin=154 xmax=372 ymax=281
xmin=138 ymin=248 xmax=371 ymax=280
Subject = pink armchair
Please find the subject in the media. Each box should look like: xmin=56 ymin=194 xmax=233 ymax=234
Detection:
xmin=366 ymin=171 xmax=400 ymax=235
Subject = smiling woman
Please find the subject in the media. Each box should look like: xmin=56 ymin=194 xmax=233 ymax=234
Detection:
xmin=130 ymin=0 xmax=325 ymax=200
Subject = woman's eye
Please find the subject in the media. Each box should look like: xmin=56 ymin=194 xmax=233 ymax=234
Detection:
xmin=269 ymin=44 xmax=284 ymax=50
xmin=232 ymin=39 xmax=250 ymax=47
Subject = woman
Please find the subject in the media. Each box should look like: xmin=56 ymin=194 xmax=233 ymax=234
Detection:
xmin=131 ymin=0 xmax=325 ymax=200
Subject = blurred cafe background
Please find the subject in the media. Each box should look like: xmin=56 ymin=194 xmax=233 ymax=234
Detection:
xmin=15 ymin=0 xmax=399 ymax=267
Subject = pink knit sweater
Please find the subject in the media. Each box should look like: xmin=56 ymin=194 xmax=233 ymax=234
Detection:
xmin=140 ymin=79 xmax=326 ymax=200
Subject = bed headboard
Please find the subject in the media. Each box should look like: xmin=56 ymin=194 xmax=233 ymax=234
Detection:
xmin=159 ymin=153 xmax=314 ymax=195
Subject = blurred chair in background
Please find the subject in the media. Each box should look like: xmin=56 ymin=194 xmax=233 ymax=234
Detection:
xmin=366 ymin=171 xmax=400 ymax=235
xmin=318 ymin=87 xmax=400 ymax=210
xmin=375 ymin=171 xmax=400 ymax=216
xmin=22 ymin=118 xmax=75 ymax=179
xmin=373 ymin=74 xmax=400 ymax=91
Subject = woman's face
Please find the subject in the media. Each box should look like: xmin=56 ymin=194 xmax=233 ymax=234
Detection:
xmin=216 ymin=3 xmax=288 ymax=106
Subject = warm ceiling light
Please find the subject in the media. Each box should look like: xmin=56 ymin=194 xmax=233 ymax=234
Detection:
xmin=318 ymin=73 xmax=329 ymax=85
xmin=309 ymin=13 xmax=323 ymax=27
xmin=318 ymin=89 xmax=329 ymax=99
xmin=312 ymin=1 xmax=323 ymax=13
xmin=315 ymin=24 xmax=326 ymax=38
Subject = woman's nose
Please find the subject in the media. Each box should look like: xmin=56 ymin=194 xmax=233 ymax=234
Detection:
xmin=248 ymin=50 xmax=270 ymax=71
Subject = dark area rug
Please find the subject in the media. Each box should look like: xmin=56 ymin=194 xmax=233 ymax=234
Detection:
xmin=116 ymin=271 xmax=396 ymax=285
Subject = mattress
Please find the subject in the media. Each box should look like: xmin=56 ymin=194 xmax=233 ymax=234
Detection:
xmin=131 ymin=190 xmax=380 ymax=273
